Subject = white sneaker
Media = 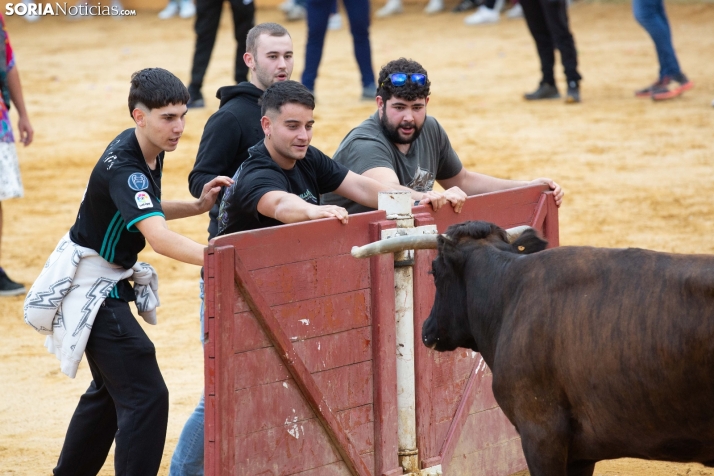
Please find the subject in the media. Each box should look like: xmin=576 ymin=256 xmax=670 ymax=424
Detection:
xmin=464 ymin=5 xmax=500 ymax=24
xmin=158 ymin=1 xmax=179 ymax=19
xmin=278 ymin=0 xmax=294 ymax=11
xmin=505 ymin=2 xmax=523 ymax=18
xmin=327 ymin=12 xmax=342 ymax=30
xmin=376 ymin=0 xmax=403 ymax=17
xmin=424 ymin=0 xmax=444 ymax=14
xmin=711 ymin=99 xmax=714 ymax=107
xmin=22 ymin=0 xmax=40 ymax=22
xmin=285 ymin=4 xmax=306 ymax=20
xmin=179 ymin=0 xmax=195 ymax=18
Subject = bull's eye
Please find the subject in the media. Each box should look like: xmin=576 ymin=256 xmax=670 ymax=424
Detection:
xmin=518 ymin=245 xmax=525 ymax=251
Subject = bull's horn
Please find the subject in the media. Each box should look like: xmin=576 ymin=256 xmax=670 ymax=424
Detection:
xmin=350 ymin=225 xmax=533 ymax=258
xmin=351 ymin=233 xmax=440 ymax=259
xmin=506 ymin=225 xmax=532 ymax=243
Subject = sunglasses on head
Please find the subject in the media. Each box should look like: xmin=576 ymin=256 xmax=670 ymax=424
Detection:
xmin=381 ymin=72 xmax=427 ymax=88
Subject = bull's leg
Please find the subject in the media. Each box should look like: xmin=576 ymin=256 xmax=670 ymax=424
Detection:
xmin=566 ymin=460 xmax=595 ymax=476
xmin=517 ymin=421 xmax=570 ymax=476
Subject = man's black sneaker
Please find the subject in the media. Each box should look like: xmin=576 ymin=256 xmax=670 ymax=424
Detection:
xmin=565 ymin=80 xmax=581 ymax=103
xmin=0 ymin=269 xmax=26 ymax=296
xmin=187 ymin=96 xmax=205 ymax=109
xmin=187 ymin=87 xmax=204 ymax=109
xmin=524 ymin=82 xmax=560 ymax=100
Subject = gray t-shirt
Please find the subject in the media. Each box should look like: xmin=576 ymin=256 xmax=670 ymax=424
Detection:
xmin=322 ymin=112 xmax=463 ymax=213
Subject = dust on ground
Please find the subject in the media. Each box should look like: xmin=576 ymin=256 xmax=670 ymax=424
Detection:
xmin=1 ymin=3 xmax=713 ymax=475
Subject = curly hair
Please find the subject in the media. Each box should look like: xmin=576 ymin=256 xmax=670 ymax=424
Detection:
xmin=377 ymin=58 xmax=431 ymax=102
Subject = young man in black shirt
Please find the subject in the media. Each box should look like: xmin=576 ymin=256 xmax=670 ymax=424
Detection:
xmin=171 ymin=23 xmax=294 ymax=476
xmin=52 ymin=68 xmax=232 ymax=476
xmin=217 ymin=80 xmax=450 ymax=236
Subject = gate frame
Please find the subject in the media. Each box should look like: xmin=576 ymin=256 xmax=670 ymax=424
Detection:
xmin=203 ymin=184 xmax=558 ymax=476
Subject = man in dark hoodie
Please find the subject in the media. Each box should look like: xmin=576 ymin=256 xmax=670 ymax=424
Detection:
xmin=188 ymin=22 xmax=293 ymax=238
xmin=171 ymin=22 xmax=293 ymax=476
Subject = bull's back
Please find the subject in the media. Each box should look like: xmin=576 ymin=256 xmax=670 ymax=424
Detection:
xmin=495 ymin=246 xmax=714 ymax=462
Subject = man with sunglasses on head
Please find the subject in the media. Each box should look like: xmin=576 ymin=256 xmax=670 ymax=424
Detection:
xmin=322 ymin=57 xmax=564 ymax=213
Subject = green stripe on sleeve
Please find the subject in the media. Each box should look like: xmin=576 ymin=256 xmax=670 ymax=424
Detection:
xmin=100 ymin=212 xmax=122 ymax=259
xmin=127 ymin=211 xmax=165 ymax=232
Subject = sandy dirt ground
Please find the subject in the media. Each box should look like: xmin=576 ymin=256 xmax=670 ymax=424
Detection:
xmin=0 ymin=2 xmax=713 ymax=475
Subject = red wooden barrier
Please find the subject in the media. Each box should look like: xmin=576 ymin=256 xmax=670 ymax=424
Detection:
xmin=204 ymin=184 xmax=558 ymax=475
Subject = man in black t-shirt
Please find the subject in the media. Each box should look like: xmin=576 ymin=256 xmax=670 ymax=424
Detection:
xmin=216 ymin=80 xmax=449 ymax=237
xmin=52 ymin=69 xmax=232 ymax=476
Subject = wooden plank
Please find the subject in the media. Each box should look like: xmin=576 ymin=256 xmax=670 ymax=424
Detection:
xmin=234 ymin=361 xmax=375 ymax=436
xmin=452 ymin=407 xmax=521 ymax=458
xmin=291 ymin=460 xmax=355 ymax=476
xmin=234 ymin=328 xmax=372 ymax=390
xmin=233 ymin=290 xmax=371 ymax=354
xmin=232 ymin=405 xmax=375 ymax=475
xmin=530 ymin=193 xmax=548 ymax=231
xmin=447 ymin=437 xmax=526 ymax=476
xmin=313 ymin=361 xmax=373 ymax=412
xmin=543 ymin=191 xmax=560 ymax=248
xmin=234 ymin=417 xmax=342 ymax=475
xmin=430 ymin=349 xmax=476 ymax=389
xmin=211 ymin=246 xmax=238 ymax=475
xmin=248 ymin=254 xmax=371 ymax=307
xmin=413 ymin=226 xmax=438 ymax=463
xmin=412 ymin=184 xmax=548 ymax=233
xmin=204 ymin=246 xmax=217 ymax=476
xmin=233 ymin=254 xmax=372 ymax=476
xmin=467 ymin=370 xmax=500 ymax=415
xmin=212 ymin=210 xmax=385 ymax=270
xmin=335 ymin=405 xmax=375 ymax=455
xmin=369 ymin=220 xmax=401 ymax=476
xmin=438 ymin=354 xmax=491 ymax=475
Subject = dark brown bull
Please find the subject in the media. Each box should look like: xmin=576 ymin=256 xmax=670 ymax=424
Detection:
xmin=418 ymin=220 xmax=714 ymax=476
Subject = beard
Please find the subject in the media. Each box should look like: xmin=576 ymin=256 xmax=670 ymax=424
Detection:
xmin=380 ymin=109 xmax=424 ymax=145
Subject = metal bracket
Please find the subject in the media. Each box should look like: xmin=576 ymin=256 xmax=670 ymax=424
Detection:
xmin=381 ymin=225 xmax=438 ymax=267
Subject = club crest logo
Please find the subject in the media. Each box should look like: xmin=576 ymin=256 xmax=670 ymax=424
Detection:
xmin=128 ymin=173 xmax=150 ymax=191
xmin=135 ymin=192 xmax=153 ymax=209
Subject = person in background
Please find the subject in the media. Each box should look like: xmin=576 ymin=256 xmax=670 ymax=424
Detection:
xmin=301 ymin=0 xmax=376 ymax=100
xmin=375 ymin=0 xmax=444 ymax=17
xmin=158 ymin=0 xmax=196 ymax=19
xmin=632 ymin=0 xmax=693 ymax=100
xmin=186 ymin=0 xmax=256 ymax=108
xmin=520 ymin=0 xmax=582 ymax=103
xmin=0 ymin=13 xmax=34 ymax=296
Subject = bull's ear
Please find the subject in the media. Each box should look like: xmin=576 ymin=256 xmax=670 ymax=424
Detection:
xmin=510 ymin=229 xmax=548 ymax=254
xmin=437 ymin=235 xmax=467 ymax=269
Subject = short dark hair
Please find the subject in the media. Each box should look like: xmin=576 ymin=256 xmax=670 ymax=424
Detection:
xmin=128 ymin=68 xmax=189 ymax=117
xmin=246 ymin=23 xmax=291 ymax=57
xmin=377 ymin=58 xmax=431 ymax=102
xmin=260 ymin=80 xmax=315 ymax=116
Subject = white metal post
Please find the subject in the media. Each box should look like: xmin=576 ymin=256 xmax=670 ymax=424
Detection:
xmin=378 ymin=191 xmax=419 ymax=473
